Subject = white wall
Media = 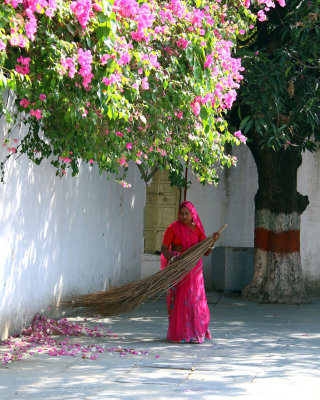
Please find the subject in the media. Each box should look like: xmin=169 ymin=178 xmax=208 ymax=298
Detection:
xmin=188 ymin=145 xmax=258 ymax=248
xmin=188 ymin=145 xmax=320 ymax=293
xmin=0 ymin=123 xmax=145 ymax=339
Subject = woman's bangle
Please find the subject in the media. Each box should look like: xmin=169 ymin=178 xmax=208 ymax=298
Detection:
xmin=170 ymin=256 xmax=176 ymax=262
xmin=209 ymin=245 xmax=215 ymax=250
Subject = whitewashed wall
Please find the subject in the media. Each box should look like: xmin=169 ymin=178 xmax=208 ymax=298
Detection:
xmin=188 ymin=145 xmax=320 ymax=293
xmin=0 ymin=122 xmax=145 ymax=339
xmin=187 ymin=145 xmax=258 ymax=248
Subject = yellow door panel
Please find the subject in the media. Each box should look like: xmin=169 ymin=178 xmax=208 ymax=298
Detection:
xmin=143 ymin=170 xmax=180 ymax=253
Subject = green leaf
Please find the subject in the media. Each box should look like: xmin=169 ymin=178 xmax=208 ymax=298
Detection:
xmin=107 ymin=105 xmax=113 ymax=119
xmin=186 ymin=47 xmax=193 ymax=64
xmin=200 ymin=107 xmax=208 ymax=120
xmin=98 ymin=14 xmax=110 ymax=24
xmin=193 ymin=66 xmax=202 ymax=81
xmin=239 ymin=115 xmax=251 ymax=130
xmin=96 ymin=26 xmax=110 ymax=41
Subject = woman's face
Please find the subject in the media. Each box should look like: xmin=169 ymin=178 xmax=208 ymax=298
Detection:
xmin=179 ymin=207 xmax=193 ymax=225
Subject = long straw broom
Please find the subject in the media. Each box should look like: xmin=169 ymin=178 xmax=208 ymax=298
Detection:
xmin=63 ymin=224 xmax=228 ymax=316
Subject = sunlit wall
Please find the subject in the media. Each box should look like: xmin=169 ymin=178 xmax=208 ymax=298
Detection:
xmin=0 ymin=122 xmax=145 ymax=340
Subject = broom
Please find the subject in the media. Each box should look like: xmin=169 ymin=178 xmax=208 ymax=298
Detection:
xmin=63 ymin=224 xmax=228 ymax=316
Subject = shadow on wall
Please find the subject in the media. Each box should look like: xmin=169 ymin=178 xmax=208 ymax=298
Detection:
xmin=0 ymin=122 xmax=145 ymax=340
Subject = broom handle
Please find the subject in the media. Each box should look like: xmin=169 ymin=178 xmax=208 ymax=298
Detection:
xmin=172 ymin=225 xmax=228 ymax=261
xmin=217 ymin=224 xmax=228 ymax=234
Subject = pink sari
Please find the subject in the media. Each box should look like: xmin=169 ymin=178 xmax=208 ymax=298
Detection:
xmin=161 ymin=201 xmax=211 ymax=343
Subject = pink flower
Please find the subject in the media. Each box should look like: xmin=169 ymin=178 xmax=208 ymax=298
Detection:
xmin=20 ymin=99 xmax=31 ymax=108
xmin=15 ymin=64 xmax=30 ymax=75
xmin=120 ymin=181 xmax=131 ymax=188
xmin=257 ymin=10 xmax=267 ymax=22
xmin=234 ymin=130 xmax=247 ymax=143
xmin=102 ymin=71 xmax=122 ymax=86
xmin=25 ymin=9 xmax=37 ymax=41
xmin=89 ymin=159 xmax=94 ymax=164
xmin=0 ymin=40 xmax=6 ymax=51
xmin=126 ymin=143 xmax=132 ymax=149
xmin=176 ymin=37 xmax=188 ymax=49
xmin=59 ymin=157 xmax=72 ymax=163
xmin=118 ymin=52 xmax=131 ymax=65
xmin=17 ymin=35 xmax=28 ymax=48
xmin=190 ymin=97 xmax=201 ymax=116
xmin=70 ymin=0 xmax=93 ymax=29
xmin=204 ymin=54 xmax=213 ymax=69
xmin=142 ymin=77 xmax=149 ymax=90
xmin=115 ymin=131 xmax=124 ymax=137
xmin=93 ymin=3 xmax=103 ymax=11
xmin=224 ymin=89 xmax=237 ymax=109
xmin=119 ymin=157 xmax=127 ymax=166
xmin=78 ymin=48 xmax=93 ymax=87
xmin=39 ymin=94 xmax=46 ymax=101
xmin=17 ymin=56 xmax=31 ymax=66
xmin=30 ymin=109 xmax=42 ymax=119
xmin=101 ymin=54 xmax=110 ymax=65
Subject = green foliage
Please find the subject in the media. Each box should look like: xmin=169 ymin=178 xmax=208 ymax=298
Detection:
xmin=237 ymin=0 xmax=320 ymax=152
xmin=0 ymin=0 xmax=261 ymax=186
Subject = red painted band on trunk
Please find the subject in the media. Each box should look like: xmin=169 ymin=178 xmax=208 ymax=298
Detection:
xmin=255 ymin=227 xmax=300 ymax=253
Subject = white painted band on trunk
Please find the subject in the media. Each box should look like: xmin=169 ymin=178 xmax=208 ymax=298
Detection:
xmin=255 ymin=209 xmax=300 ymax=232
xmin=245 ymin=248 xmax=307 ymax=303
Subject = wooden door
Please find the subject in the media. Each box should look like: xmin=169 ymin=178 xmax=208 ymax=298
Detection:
xmin=144 ymin=169 xmax=180 ymax=253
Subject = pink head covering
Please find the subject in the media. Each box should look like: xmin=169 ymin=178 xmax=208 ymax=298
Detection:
xmin=161 ymin=201 xmax=205 ymax=270
xmin=179 ymin=201 xmax=205 ymax=236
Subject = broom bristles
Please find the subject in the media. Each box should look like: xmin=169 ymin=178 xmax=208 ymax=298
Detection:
xmin=63 ymin=231 xmax=222 ymax=316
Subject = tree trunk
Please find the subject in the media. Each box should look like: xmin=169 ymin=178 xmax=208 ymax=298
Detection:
xmin=242 ymin=139 xmax=309 ymax=304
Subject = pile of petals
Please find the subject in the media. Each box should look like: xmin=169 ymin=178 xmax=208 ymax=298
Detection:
xmin=0 ymin=314 xmax=149 ymax=365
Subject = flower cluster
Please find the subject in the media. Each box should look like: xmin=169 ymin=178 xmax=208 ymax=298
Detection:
xmin=15 ymin=56 xmax=30 ymax=75
xmin=0 ymin=0 xmax=286 ymax=186
xmin=234 ymin=130 xmax=247 ymax=143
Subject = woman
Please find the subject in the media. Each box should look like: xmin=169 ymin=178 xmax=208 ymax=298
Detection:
xmin=161 ymin=201 xmax=219 ymax=344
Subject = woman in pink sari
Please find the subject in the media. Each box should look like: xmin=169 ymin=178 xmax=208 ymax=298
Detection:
xmin=161 ymin=201 xmax=220 ymax=344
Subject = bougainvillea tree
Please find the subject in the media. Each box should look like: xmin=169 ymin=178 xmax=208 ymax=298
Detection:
xmin=0 ymin=0 xmax=284 ymax=187
xmin=233 ymin=0 xmax=320 ymax=303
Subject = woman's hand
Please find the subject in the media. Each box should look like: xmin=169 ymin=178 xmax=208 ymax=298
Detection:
xmin=169 ymin=253 xmax=181 ymax=264
xmin=210 ymin=232 xmax=220 ymax=247
xmin=161 ymin=244 xmax=181 ymax=264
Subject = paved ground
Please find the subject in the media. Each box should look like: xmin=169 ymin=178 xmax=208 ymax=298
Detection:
xmin=0 ymin=292 xmax=320 ymax=400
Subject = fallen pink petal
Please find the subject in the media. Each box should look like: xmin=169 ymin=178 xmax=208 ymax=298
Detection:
xmin=0 ymin=314 xmax=150 ymax=365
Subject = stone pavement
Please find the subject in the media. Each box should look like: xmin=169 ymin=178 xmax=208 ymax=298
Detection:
xmin=0 ymin=292 xmax=320 ymax=400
